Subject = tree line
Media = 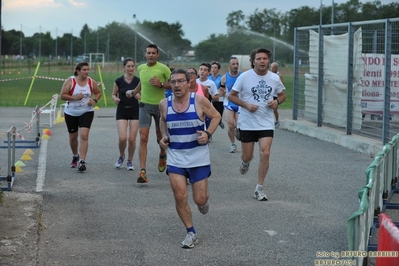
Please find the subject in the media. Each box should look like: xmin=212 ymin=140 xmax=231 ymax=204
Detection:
xmin=1 ymin=0 xmax=398 ymax=64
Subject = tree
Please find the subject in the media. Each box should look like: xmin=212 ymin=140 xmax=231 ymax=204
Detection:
xmin=56 ymin=33 xmax=75 ymax=60
xmin=195 ymin=31 xmax=285 ymax=62
xmin=284 ymin=6 xmax=319 ymax=43
xmin=1 ymin=29 xmax=22 ymax=55
xmin=361 ymin=1 xmax=381 ymax=20
xmin=378 ymin=1 xmax=399 ymax=19
xmin=137 ymin=20 xmax=191 ymax=60
xmin=335 ymin=0 xmax=363 ymax=22
xmin=102 ymin=22 xmax=135 ymax=61
xmin=1 ymin=0 xmax=398 ymax=63
xmin=80 ymin=24 xmax=92 ymax=39
xmin=226 ymin=10 xmax=247 ymax=34
xmin=247 ymin=8 xmax=282 ymax=37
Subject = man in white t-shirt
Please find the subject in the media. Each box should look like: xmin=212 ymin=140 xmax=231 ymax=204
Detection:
xmin=197 ymin=63 xmax=219 ymax=131
xmin=197 ymin=62 xmax=219 ymax=101
xmin=228 ymin=48 xmax=286 ymax=201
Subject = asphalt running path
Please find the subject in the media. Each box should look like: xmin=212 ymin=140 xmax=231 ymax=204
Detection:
xmin=0 ymin=107 xmax=372 ymax=265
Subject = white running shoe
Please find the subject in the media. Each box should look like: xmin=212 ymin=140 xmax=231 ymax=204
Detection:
xmin=181 ymin=232 xmax=198 ymax=248
xmin=254 ymin=190 xmax=268 ymax=201
xmin=115 ymin=156 xmax=124 ymax=168
xmin=230 ymin=143 xmax=237 ymax=153
xmin=126 ymin=160 xmax=134 ymax=171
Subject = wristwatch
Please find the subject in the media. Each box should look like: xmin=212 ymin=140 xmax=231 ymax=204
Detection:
xmin=204 ymin=131 xmax=212 ymax=140
xmin=160 ymin=82 xmax=164 ymax=88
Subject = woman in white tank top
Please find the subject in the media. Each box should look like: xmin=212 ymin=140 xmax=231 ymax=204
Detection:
xmin=59 ymin=62 xmax=102 ymax=172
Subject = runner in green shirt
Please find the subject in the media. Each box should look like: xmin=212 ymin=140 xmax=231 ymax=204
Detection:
xmin=127 ymin=44 xmax=171 ymax=183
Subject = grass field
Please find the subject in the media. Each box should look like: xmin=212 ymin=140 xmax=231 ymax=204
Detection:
xmin=0 ymin=62 xmax=293 ymax=109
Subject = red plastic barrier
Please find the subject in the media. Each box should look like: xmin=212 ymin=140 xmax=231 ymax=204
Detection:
xmin=376 ymin=213 xmax=399 ymax=266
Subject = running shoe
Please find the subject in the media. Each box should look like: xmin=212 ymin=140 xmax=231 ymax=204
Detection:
xmin=275 ymin=121 xmax=280 ymax=127
xmin=240 ymin=161 xmax=250 ymax=175
xmin=230 ymin=143 xmax=237 ymax=153
xmin=115 ymin=156 xmax=124 ymax=168
xmin=197 ymin=202 xmax=209 ymax=215
xmin=254 ymin=190 xmax=268 ymax=201
xmin=137 ymin=170 xmax=148 ymax=183
xmin=158 ymin=155 xmax=167 ymax=172
xmin=181 ymin=232 xmax=198 ymax=249
xmin=219 ymin=122 xmax=225 ymax=129
xmin=70 ymin=155 xmax=79 ymax=168
xmin=126 ymin=160 xmax=134 ymax=171
xmin=77 ymin=160 xmax=86 ymax=172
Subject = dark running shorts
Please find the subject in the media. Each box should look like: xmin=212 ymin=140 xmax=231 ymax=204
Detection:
xmin=239 ymin=129 xmax=274 ymax=143
xmin=64 ymin=111 xmax=94 ymax=133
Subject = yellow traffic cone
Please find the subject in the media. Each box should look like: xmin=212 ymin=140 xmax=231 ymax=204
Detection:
xmin=94 ymin=106 xmax=100 ymax=110
xmin=42 ymin=134 xmax=50 ymax=140
xmin=20 ymin=154 xmax=32 ymax=160
xmin=23 ymin=149 xmax=34 ymax=155
xmin=55 ymin=110 xmax=64 ymax=124
xmin=15 ymin=165 xmax=23 ymax=172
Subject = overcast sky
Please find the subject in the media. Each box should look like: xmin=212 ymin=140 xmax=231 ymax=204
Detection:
xmin=2 ymin=0 xmax=396 ymax=46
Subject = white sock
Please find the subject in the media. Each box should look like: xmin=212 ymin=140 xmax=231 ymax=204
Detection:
xmin=256 ymin=184 xmax=263 ymax=191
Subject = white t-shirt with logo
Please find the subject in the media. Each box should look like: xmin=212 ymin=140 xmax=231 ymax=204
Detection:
xmin=232 ymin=69 xmax=285 ymax=130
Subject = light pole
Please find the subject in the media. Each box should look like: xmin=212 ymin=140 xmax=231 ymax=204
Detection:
xmin=96 ymin=28 xmax=99 ymax=54
xmin=70 ymin=29 xmax=73 ymax=67
xmin=39 ymin=26 xmax=42 ymax=60
xmin=84 ymin=29 xmax=86 ymax=55
xmin=133 ymin=14 xmax=137 ymax=61
xmin=20 ymin=24 xmax=22 ymax=70
xmin=320 ymin=0 xmax=323 ymax=25
xmin=135 ymin=32 xmax=137 ymax=61
xmin=273 ymin=20 xmax=276 ymax=62
xmin=331 ymin=0 xmax=335 ymax=34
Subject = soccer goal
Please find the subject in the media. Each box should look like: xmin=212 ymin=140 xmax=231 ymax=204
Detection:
xmin=87 ymin=53 xmax=105 ymax=68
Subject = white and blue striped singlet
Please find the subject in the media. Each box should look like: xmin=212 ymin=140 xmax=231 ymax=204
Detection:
xmin=166 ymin=92 xmax=210 ymax=168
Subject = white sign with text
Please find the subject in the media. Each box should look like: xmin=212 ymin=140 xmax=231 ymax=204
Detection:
xmin=361 ymin=53 xmax=399 ymax=114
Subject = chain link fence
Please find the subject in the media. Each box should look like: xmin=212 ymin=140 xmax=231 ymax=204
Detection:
xmin=293 ymin=18 xmax=399 ymax=144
